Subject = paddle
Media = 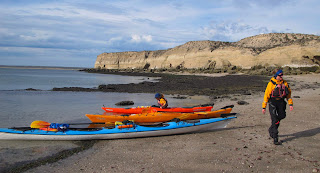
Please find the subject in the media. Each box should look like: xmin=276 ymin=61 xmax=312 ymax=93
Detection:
xmin=30 ymin=120 xmax=51 ymax=128
xmin=30 ymin=120 xmax=166 ymax=129
xmin=30 ymin=120 xmax=110 ymax=128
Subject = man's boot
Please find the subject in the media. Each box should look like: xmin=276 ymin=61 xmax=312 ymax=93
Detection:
xmin=274 ymin=138 xmax=282 ymax=145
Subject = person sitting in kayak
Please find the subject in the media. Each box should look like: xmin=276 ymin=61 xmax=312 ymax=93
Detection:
xmin=153 ymin=93 xmax=168 ymax=109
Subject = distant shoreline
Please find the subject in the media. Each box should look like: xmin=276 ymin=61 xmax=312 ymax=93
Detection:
xmin=0 ymin=65 xmax=86 ymax=70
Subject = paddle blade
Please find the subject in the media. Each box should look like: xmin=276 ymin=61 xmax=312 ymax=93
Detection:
xmin=30 ymin=120 xmax=51 ymax=128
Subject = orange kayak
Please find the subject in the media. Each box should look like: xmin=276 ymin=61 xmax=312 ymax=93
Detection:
xmin=101 ymin=105 xmax=213 ymax=114
xmin=86 ymin=105 xmax=234 ymax=123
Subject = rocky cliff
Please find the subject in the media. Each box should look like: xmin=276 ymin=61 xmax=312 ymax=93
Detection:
xmin=95 ymin=33 xmax=320 ymax=70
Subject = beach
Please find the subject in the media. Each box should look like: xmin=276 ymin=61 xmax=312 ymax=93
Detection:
xmin=13 ymin=73 xmax=318 ymax=173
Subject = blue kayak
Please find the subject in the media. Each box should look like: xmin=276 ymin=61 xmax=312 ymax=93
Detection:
xmin=0 ymin=117 xmax=236 ymax=140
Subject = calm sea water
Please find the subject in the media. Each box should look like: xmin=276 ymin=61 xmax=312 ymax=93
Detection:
xmin=0 ymin=68 xmax=156 ymax=90
xmin=0 ymin=68 xmax=210 ymax=128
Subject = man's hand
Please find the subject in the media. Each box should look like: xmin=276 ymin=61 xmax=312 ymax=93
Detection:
xmin=290 ymin=106 xmax=293 ymax=111
xmin=262 ymin=109 xmax=266 ymax=114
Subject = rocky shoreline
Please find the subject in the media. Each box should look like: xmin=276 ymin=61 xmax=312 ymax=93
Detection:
xmin=84 ymin=65 xmax=320 ymax=76
xmin=52 ymin=71 xmax=269 ymax=98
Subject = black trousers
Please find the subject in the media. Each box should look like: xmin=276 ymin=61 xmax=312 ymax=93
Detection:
xmin=268 ymin=99 xmax=287 ymax=139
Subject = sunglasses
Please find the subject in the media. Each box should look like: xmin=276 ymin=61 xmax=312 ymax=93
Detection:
xmin=278 ymin=74 xmax=283 ymax=77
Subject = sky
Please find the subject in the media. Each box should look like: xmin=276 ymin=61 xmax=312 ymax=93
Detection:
xmin=0 ymin=0 xmax=319 ymax=68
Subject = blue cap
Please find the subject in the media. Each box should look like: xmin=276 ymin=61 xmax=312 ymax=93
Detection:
xmin=274 ymin=69 xmax=283 ymax=77
xmin=155 ymin=93 xmax=161 ymax=98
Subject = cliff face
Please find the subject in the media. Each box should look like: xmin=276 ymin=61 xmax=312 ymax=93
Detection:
xmin=95 ymin=33 xmax=320 ymax=69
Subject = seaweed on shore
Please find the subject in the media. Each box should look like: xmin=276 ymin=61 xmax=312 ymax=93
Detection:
xmin=3 ymin=140 xmax=97 ymax=173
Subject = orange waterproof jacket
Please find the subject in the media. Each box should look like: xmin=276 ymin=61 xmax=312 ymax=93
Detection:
xmin=262 ymin=77 xmax=293 ymax=109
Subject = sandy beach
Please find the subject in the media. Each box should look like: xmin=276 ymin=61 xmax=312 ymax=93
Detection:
xmin=15 ymin=73 xmax=318 ymax=173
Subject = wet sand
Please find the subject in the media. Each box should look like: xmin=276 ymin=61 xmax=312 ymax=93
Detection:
xmin=20 ymin=74 xmax=320 ymax=173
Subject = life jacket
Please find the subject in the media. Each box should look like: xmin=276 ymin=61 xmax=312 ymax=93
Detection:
xmin=158 ymin=98 xmax=168 ymax=108
xmin=270 ymin=80 xmax=289 ymax=98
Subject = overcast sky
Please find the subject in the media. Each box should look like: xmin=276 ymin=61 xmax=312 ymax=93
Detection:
xmin=0 ymin=0 xmax=319 ymax=68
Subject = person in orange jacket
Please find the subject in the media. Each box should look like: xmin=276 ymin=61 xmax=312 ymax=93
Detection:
xmin=262 ymin=69 xmax=293 ymax=145
xmin=154 ymin=93 xmax=168 ymax=109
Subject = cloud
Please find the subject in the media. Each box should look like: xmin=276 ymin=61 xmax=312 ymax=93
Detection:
xmin=0 ymin=0 xmax=319 ymax=67
xmin=231 ymin=0 xmax=295 ymax=9
xmin=130 ymin=34 xmax=152 ymax=43
xmin=104 ymin=35 xmax=164 ymax=53
xmin=201 ymin=21 xmax=272 ymax=42
xmin=19 ymin=30 xmax=53 ymax=41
